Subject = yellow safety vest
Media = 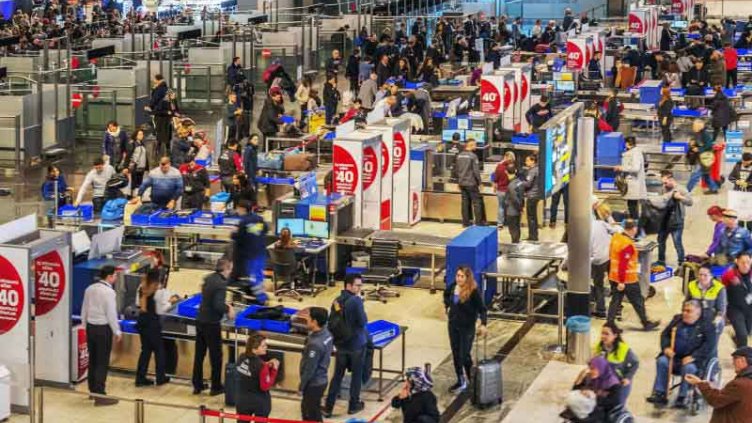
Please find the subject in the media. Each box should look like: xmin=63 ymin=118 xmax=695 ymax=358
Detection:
xmin=687 ymin=279 xmax=724 ymax=312
xmin=594 ymin=341 xmax=630 ymax=366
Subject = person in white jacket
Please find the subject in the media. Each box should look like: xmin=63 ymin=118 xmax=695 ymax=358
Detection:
xmin=74 ymin=157 xmax=116 ymax=213
xmin=591 ymin=201 xmax=620 ymax=318
xmin=614 ymin=137 xmax=647 ymax=220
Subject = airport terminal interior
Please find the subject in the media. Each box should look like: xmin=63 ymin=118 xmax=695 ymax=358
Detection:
xmin=4 ymin=0 xmax=752 ymax=422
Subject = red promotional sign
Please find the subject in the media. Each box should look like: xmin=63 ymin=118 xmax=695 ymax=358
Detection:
xmin=70 ymin=56 xmax=80 ymax=69
xmin=521 ymin=74 xmax=529 ymax=99
xmin=503 ymin=82 xmax=512 ymax=110
xmin=184 ymin=63 xmax=192 ymax=75
xmin=0 ymin=255 xmax=24 ymax=335
xmin=34 ymin=251 xmax=65 ymax=316
xmin=380 ymin=142 xmax=390 ymax=177
xmin=566 ymin=41 xmax=584 ymax=69
xmin=628 ymin=13 xmax=644 ymax=34
xmin=513 ymin=82 xmax=518 ymax=103
xmin=479 ymin=78 xmax=501 ymax=113
xmin=71 ymin=92 xmax=83 ymax=109
xmin=77 ymin=327 xmax=89 ymax=380
xmin=332 ymin=145 xmax=359 ymax=194
xmin=393 ymin=132 xmax=407 ymax=172
xmin=261 ymin=49 xmax=272 ymax=58
xmin=362 ymin=146 xmax=377 ymax=190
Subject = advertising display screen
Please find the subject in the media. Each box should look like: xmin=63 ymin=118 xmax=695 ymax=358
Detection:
xmin=537 ymin=103 xmax=582 ymax=198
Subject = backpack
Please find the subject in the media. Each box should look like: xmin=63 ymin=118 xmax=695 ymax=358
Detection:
xmin=328 ymin=294 xmax=354 ymax=346
xmin=262 ymin=64 xmax=279 ymax=84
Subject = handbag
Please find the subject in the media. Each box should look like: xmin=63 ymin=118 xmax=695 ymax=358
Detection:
xmin=598 ymin=117 xmax=613 ymax=132
xmin=699 ymin=151 xmax=716 ymax=168
xmin=614 ymin=173 xmax=629 ymax=196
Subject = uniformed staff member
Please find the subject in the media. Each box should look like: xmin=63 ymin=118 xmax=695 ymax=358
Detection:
xmin=218 ymin=140 xmax=243 ymax=193
xmin=81 ymin=265 xmax=122 ymax=406
xmin=299 ymin=307 xmax=334 ymax=422
xmin=179 ymin=158 xmax=210 ymax=209
xmin=231 ymin=199 xmax=269 ymax=304
xmin=236 ymin=333 xmax=280 ymax=419
xmin=687 ymin=264 xmax=728 ymax=335
xmin=593 ymin=321 xmax=639 ymax=405
xmin=192 ymin=258 xmax=236 ymax=396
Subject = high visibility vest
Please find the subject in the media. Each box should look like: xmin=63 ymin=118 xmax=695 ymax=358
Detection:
xmin=594 ymin=341 xmax=631 ymax=378
xmin=687 ymin=279 xmax=724 ymax=313
xmin=608 ymin=233 xmax=638 ymax=283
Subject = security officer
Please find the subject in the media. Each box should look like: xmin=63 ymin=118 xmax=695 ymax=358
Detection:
xmin=687 ymin=263 xmax=728 ymax=332
xmin=299 ymin=307 xmax=334 ymax=422
xmin=231 ymin=199 xmax=269 ymax=304
xmin=179 ymin=158 xmax=210 ymax=209
xmin=218 ymin=140 xmax=243 ymax=193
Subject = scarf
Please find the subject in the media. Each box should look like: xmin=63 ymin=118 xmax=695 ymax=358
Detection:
xmin=587 ymin=356 xmax=620 ymax=392
xmin=406 ymin=367 xmax=433 ymax=394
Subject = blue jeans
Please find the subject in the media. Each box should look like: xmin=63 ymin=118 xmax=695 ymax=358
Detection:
xmin=687 ymin=165 xmax=718 ymax=193
xmin=245 ymin=255 xmax=268 ymax=303
xmin=657 ymin=227 xmax=685 ymax=264
xmin=618 ymin=381 xmax=632 ymax=406
xmin=496 ymin=191 xmax=507 ymax=226
xmin=653 ymin=355 xmax=698 ymax=397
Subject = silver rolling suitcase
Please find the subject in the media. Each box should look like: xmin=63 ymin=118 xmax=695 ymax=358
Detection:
xmin=471 ymin=336 xmax=502 ymax=408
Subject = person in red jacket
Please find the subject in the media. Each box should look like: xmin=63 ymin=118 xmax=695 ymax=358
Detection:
xmin=724 ymin=43 xmax=739 ymax=89
xmin=493 ymin=151 xmax=516 ymax=229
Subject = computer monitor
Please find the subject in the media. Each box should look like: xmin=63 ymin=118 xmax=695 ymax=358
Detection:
xmin=442 ymin=130 xmax=464 ymax=142
xmin=555 ymin=81 xmax=576 ymax=93
xmin=71 ymin=230 xmax=91 ymax=256
xmin=305 ymin=220 xmax=329 ymax=239
xmin=276 ymin=218 xmax=305 ymax=236
xmin=88 ymin=226 xmax=124 ymax=260
xmin=671 ymin=20 xmax=688 ymax=29
xmin=465 ymin=130 xmax=486 ymax=144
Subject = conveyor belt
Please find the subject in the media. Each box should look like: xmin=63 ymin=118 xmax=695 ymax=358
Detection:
xmin=371 ymin=230 xmax=452 ymax=248
xmin=484 ymin=256 xmax=554 ymax=280
xmin=500 ymin=242 xmax=568 ymax=261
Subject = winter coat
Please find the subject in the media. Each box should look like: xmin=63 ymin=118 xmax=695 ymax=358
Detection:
xmin=698 ymin=367 xmax=752 ymax=423
xmin=620 ymin=147 xmax=648 ymax=200
xmin=709 ymin=58 xmax=727 ymax=88
xmin=710 ymin=92 xmax=734 ymax=128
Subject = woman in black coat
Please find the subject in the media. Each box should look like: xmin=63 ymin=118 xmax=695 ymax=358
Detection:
xmin=603 ymin=90 xmax=621 ymax=132
xmin=709 ymin=85 xmax=735 ymax=142
xmin=257 ymin=88 xmax=286 ymax=140
xmin=392 ymin=366 xmax=439 ymax=423
xmin=656 ymin=87 xmax=674 ymax=143
xmin=443 ymin=266 xmax=487 ymax=394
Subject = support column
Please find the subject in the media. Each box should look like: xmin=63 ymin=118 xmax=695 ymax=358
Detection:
xmin=565 ymin=116 xmax=595 ymax=319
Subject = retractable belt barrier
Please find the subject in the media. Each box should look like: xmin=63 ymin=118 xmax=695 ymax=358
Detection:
xmin=199 ymin=402 xmax=393 ymax=423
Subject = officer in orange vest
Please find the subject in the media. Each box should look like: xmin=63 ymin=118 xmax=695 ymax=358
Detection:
xmin=607 ymin=219 xmax=661 ymax=330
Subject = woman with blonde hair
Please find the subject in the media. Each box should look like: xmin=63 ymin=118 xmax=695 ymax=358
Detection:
xmin=443 ymin=266 xmax=487 ymax=394
xmin=135 ymin=268 xmax=170 ymax=387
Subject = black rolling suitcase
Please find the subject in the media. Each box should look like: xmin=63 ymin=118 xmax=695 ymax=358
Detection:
xmin=471 ymin=336 xmax=502 ymax=409
xmin=225 ymin=329 xmax=239 ymax=406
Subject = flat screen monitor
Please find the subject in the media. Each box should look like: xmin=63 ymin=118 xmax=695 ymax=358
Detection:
xmin=555 ymin=81 xmax=576 ymax=92
xmin=305 ymin=220 xmax=329 ymax=238
xmin=465 ymin=130 xmax=486 ymax=144
xmin=88 ymin=226 xmax=124 ymax=260
xmin=671 ymin=20 xmax=688 ymax=29
xmin=276 ymin=218 xmax=306 ymax=236
xmin=442 ymin=130 xmax=465 ymax=142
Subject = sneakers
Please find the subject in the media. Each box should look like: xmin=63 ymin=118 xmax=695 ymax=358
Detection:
xmin=192 ymin=383 xmax=208 ymax=395
xmin=673 ymin=396 xmax=688 ymax=409
xmin=642 ymin=320 xmax=661 ymax=331
xmin=646 ymin=391 xmax=668 ymax=406
xmin=347 ymin=401 xmax=365 ymax=415
xmin=449 ymin=379 xmax=468 ymax=394
xmin=321 ymin=407 xmax=333 ymax=418
xmin=592 ymin=311 xmax=607 ymax=319
xmin=549 ymin=222 xmax=556 ymax=229
xmin=156 ymin=377 xmax=171 ymax=386
xmin=209 ymin=388 xmax=225 ymax=396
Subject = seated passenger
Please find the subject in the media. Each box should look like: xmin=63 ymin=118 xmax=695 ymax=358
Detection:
xmin=711 ymin=210 xmax=752 ymax=264
xmin=391 ymin=366 xmax=440 ymax=423
xmin=646 ymin=300 xmax=717 ymax=408
xmin=593 ymin=322 xmax=639 ymax=405
xmin=686 ymin=263 xmax=727 ymax=338
xmin=562 ymin=356 xmax=623 ymax=422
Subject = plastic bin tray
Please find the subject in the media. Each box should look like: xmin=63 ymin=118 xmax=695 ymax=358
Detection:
xmin=190 ymin=211 xmax=224 ymax=225
xmin=120 ymin=320 xmax=138 ymax=334
xmin=650 ymin=266 xmax=674 ymax=283
xmin=58 ymin=204 xmax=94 ymax=221
xmin=367 ymin=320 xmax=400 ymax=346
xmin=234 ymin=305 xmax=298 ymax=333
xmin=177 ymin=294 xmax=202 ymax=319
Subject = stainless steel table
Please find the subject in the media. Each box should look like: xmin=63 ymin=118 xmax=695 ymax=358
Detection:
xmin=482 ymin=256 xmax=559 ymax=321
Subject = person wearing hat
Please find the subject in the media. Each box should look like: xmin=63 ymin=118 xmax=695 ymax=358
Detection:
xmin=391 ymin=366 xmax=440 ymax=423
xmin=714 ymin=210 xmax=752 ymax=263
xmin=704 ymin=206 xmax=727 ymax=258
xmin=722 ymin=253 xmax=752 ymax=347
xmin=685 ymin=346 xmax=752 ymax=422
xmin=607 ymin=219 xmax=660 ymax=330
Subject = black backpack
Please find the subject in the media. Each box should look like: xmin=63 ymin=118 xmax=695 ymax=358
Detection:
xmin=328 ymin=295 xmax=354 ymax=346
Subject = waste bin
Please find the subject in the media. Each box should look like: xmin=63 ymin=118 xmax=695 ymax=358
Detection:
xmin=0 ymin=365 xmax=10 ymax=420
xmin=566 ymin=315 xmax=591 ymax=365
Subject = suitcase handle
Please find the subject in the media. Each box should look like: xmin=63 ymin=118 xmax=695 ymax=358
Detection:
xmin=475 ymin=333 xmax=488 ymax=362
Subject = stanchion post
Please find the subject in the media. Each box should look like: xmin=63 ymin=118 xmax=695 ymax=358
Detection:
xmin=135 ymin=399 xmax=145 ymax=423
xmin=218 ymin=407 xmax=225 ymax=423
xmin=199 ymin=405 xmax=206 ymax=423
xmin=14 ymin=114 xmax=21 ymax=173
xmin=39 ymin=386 xmax=44 ymax=423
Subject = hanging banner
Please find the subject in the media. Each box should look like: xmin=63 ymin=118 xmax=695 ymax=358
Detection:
xmin=480 ymin=75 xmax=504 ymax=114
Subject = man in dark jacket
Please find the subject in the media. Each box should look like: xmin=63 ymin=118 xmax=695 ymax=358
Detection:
xmin=709 ymin=85 xmax=735 ymax=142
xmin=505 ymin=164 xmax=525 ymax=243
xmin=647 ymin=300 xmax=717 ymax=408
xmin=243 ymin=135 xmax=260 ymax=189
xmin=345 ymin=48 xmax=361 ymax=94
xmin=562 ymin=8 xmax=574 ymax=32
xmin=525 ymin=96 xmax=552 ymax=130
xmin=226 ymin=56 xmax=243 ymax=90
xmin=326 ymin=49 xmax=342 ymax=76
xmin=179 ymin=158 xmax=210 ymax=209
xmin=323 ymin=73 xmax=341 ymax=125
xmin=452 ymin=140 xmax=485 ymax=227
xmin=257 ymin=87 xmax=286 ymax=142
xmin=721 ymin=253 xmax=752 ymax=347
xmin=375 ymin=54 xmax=392 ymax=88
xmin=324 ymin=274 xmax=369 ymax=416
xmin=688 ymin=346 xmax=752 ymax=423
xmin=231 ymin=200 xmax=269 ymax=304
xmin=299 ymin=307 xmax=334 ymax=422
xmin=225 ymin=91 xmax=242 ymax=143
xmin=522 ymin=154 xmax=541 ymax=241
xmin=218 ymin=140 xmax=242 ymax=193
xmin=192 ymin=257 xmax=235 ymax=395
xmin=148 ymin=74 xmax=171 ymax=156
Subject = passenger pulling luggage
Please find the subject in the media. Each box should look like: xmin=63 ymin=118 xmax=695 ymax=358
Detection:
xmin=471 ymin=336 xmax=502 ymax=408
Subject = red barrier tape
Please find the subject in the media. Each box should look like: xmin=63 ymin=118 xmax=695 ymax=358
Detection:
xmin=367 ymin=403 xmax=392 ymax=423
xmin=200 ymin=409 xmax=323 ymax=423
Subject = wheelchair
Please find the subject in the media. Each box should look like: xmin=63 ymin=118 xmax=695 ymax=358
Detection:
xmin=560 ymin=404 xmax=634 ymax=423
xmin=669 ymin=356 xmax=722 ymax=416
